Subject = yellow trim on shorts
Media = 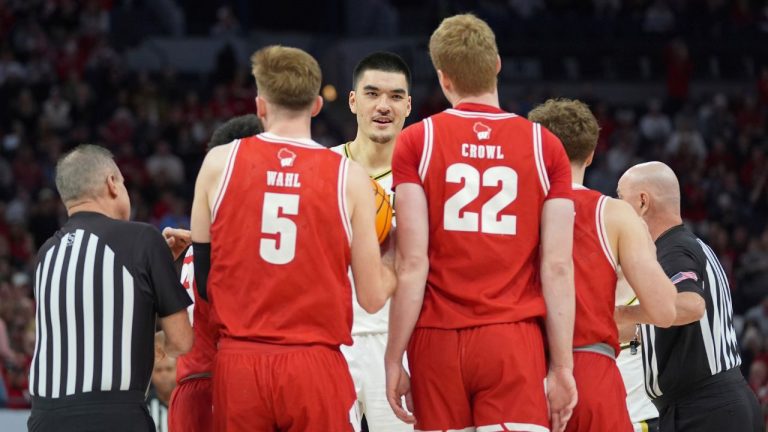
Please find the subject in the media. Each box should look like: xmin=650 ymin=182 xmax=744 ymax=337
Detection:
xmin=640 ymin=420 xmax=649 ymax=432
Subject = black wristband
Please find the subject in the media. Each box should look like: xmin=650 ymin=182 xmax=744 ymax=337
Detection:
xmin=192 ymin=242 xmax=211 ymax=301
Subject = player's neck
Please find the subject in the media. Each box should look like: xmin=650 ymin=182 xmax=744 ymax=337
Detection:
xmin=449 ymin=91 xmax=500 ymax=109
xmin=571 ymin=164 xmax=586 ymax=186
xmin=348 ymin=136 xmax=393 ymax=176
xmin=263 ymin=117 xmax=313 ymax=140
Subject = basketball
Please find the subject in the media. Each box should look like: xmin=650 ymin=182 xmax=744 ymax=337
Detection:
xmin=371 ymin=179 xmax=393 ymax=244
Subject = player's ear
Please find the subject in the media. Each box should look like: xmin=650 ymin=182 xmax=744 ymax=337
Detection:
xmin=255 ymin=96 xmax=267 ymax=119
xmin=495 ymin=55 xmax=501 ymax=74
xmin=310 ymin=95 xmax=323 ymax=118
xmin=584 ymin=151 xmax=595 ymax=168
xmin=349 ymin=91 xmax=357 ymax=114
xmin=437 ymin=70 xmax=450 ymax=92
xmin=406 ymin=95 xmax=412 ymax=117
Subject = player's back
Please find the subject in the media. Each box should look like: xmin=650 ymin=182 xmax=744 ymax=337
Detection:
xmin=208 ymin=133 xmax=353 ymax=347
xmin=396 ymin=103 xmax=569 ymax=329
xmin=571 ymin=186 xmax=619 ymax=354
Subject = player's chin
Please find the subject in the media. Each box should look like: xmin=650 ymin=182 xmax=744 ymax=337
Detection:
xmin=369 ymin=132 xmax=394 ymax=144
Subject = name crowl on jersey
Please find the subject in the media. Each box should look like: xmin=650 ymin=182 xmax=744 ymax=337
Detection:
xmin=461 ymin=122 xmax=505 ymax=160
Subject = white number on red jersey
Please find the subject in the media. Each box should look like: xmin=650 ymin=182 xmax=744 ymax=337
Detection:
xmin=444 ymin=163 xmax=518 ymax=235
xmin=260 ymin=192 xmax=299 ymax=264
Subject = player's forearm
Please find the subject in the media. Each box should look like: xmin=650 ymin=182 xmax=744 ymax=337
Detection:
xmin=617 ymin=321 xmax=638 ymax=344
xmin=541 ymin=261 xmax=574 ymax=369
xmin=385 ymin=257 xmax=427 ymax=364
xmin=673 ymin=292 xmax=706 ymax=325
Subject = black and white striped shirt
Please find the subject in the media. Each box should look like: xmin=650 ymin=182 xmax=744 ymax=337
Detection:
xmin=147 ymin=389 xmax=169 ymax=432
xmin=30 ymin=212 xmax=191 ymax=400
xmin=641 ymin=224 xmax=740 ymax=408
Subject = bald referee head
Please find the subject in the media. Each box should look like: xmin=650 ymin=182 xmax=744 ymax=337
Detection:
xmin=617 ymin=162 xmax=683 ymax=241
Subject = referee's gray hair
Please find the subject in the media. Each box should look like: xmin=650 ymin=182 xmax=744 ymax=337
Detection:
xmin=55 ymin=144 xmax=121 ymax=203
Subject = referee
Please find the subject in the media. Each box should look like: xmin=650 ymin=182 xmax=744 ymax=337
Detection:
xmin=615 ymin=161 xmax=761 ymax=432
xmin=28 ymin=145 xmax=193 ymax=432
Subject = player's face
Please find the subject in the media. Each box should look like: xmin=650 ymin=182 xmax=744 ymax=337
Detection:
xmin=350 ymin=70 xmax=411 ymax=145
xmin=151 ymin=356 xmax=177 ymax=395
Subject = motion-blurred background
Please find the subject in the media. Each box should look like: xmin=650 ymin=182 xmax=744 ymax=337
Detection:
xmin=0 ymin=0 xmax=767 ymax=427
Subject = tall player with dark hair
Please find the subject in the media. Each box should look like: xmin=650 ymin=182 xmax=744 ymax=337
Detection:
xmin=387 ymin=14 xmax=577 ymax=432
xmin=167 ymin=114 xmax=263 ymax=432
xmin=191 ymin=46 xmax=395 ymax=431
xmin=332 ymin=51 xmax=413 ymax=432
xmin=528 ymin=98 xmax=677 ymax=432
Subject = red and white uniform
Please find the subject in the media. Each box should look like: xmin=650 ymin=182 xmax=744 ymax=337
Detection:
xmin=392 ymin=103 xmax=572 ymax=431
xmin=168 ymin=247 xmax=217 ymax=432
xmin=209 ymin=133 xmax=356 ymax=432
xmin=566 ymin=185 xmax=632 ymax=432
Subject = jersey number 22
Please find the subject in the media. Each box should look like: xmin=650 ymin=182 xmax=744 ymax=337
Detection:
xmin=444 ymin=163 xmax=518 ymax=235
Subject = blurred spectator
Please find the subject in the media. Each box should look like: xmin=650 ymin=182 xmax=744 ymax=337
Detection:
xmin=146 ymin=141 xmax=185 ymax=187
xmin=639 ymin=99 xmax=672 ymax=143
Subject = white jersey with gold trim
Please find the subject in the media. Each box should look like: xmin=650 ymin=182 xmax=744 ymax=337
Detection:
xmin=331 ymin=143 xmax=393 ymax=335
xmin=616 ymin=275 xmax=659 ymax=424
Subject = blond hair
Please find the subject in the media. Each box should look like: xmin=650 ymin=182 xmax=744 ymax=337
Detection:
xmin=250 ymin=45 xmax=321 ymax=110
xmin=429 ymin=14 xmax=498 ymax=96
xmin=528 ymin=98 xmax=600 ymax=164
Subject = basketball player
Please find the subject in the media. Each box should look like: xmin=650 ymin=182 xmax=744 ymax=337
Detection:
xmin=331 ymin=51 xmax=412 ymax=432
xmin=190 ymin=45 xmax=396 ymax=431
xmin=615 ymin=276 xmax=661 ymax=432
xmin=386 ymin=14 xmax=577 ymax=432
xmin=528 ymin=98 xmax=677 ymax=432
xmin=167 ymin=114 xmax=263 ymax=432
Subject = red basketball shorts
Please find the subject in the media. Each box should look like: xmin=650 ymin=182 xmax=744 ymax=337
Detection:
xmin=407 ymin=320 xmax=549 ymax=431
xmin=565 ymin=351 xmax=633 ymax=432
xmin=169 ymin=376 xmax=213 ymax=432
xmin=213 ymin=339 xmax=357 ymax=432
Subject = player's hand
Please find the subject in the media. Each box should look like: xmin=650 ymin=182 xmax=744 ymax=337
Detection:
xmin=385 ymin=358 xmax=416 ymax=424
xmin=546 ymin=366 xmax=577 ymax=432
xmin=162 ymin=227 xmax=192 ymax=260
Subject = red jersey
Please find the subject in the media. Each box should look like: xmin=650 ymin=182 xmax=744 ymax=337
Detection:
xmin=392 ymin=103 xmax=572 ymax=329
xmin=572 ymin=185 xmax=619 ymax=354
xmin=208 ymin=133 xmax=353 ymax=346
xmin=175 ymin=246 xmax=219 ymax=382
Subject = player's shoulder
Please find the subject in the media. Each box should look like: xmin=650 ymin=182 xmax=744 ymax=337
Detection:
xmin=329 ymin=142 xmax=348 ymax=157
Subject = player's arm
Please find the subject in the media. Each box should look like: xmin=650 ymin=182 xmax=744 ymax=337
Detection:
xmin=609 ymin=199 xmax=677 ymax=328
xmin=347 ymin=161 xmax=396 ymax=313
xmin=384 ymin=182 xmax=427 ymax=424
xmin=190 ymin=145 xmax=230 ymax=300
xmin=159 ymin=311 xmax=193 ymax=357
xmin=541 ymin=198 xmax=575 ymax=369
xmin=538 ymin=127 xmax=577 ymax=432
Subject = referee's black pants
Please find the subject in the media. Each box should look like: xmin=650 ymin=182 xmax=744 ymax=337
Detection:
xmin=657 ymin=368 xmax=762 ymax=432
xmin=28 ymin=390 xmax=154 ymax=432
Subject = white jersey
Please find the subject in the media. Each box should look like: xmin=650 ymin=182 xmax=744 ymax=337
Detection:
xmin=331 ymin=143 xmax=393 ymax=335
xmin=616 ymin=275 xmax=659 ymax=423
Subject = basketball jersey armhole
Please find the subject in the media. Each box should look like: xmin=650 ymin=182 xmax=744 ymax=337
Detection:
xmin=596 ymin=195 xmax=618 ymax=271
xmin=418 ymin=118 xmax=434 ymax=182
xmin=532 ymin=123 xmax=551 ymax=195
xmin=338 ymin=158 xmax=352 ymax=244
xmin=211 ymin=139 xmax=242 ymax=222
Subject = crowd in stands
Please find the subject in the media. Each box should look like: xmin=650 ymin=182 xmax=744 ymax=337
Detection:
xmin=0 ymin=0 xmax=766 ymax=420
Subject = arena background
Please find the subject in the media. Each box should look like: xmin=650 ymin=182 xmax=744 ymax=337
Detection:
xmin=0 ymin=0 xmax=767 ymax=430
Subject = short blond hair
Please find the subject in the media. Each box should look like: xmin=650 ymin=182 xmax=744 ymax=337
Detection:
xmin=250 ymin=45 xmax=321 ymax=110
xmin=528 ymin=98 xmax=600 ymax=164
xmin=429 ymin=14 xmax=498 ymax=97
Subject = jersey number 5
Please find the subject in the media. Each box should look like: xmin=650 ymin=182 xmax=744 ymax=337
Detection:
xmin=260 ymin=192 xmax=299 ymax=264
xmin=444 ymin=163 xmax=518 ymax=235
